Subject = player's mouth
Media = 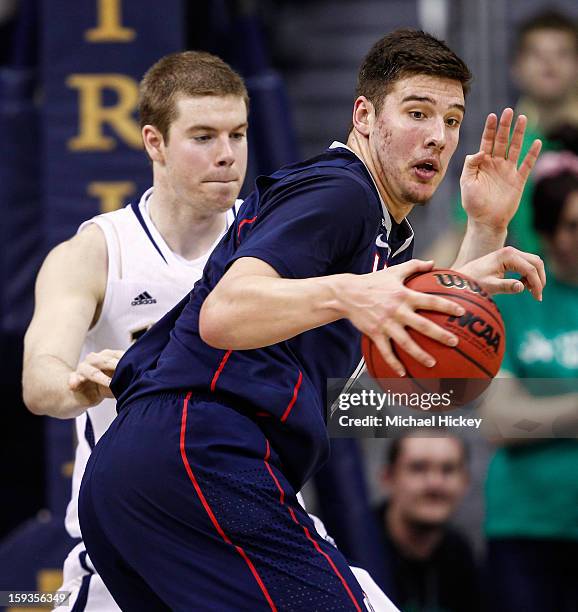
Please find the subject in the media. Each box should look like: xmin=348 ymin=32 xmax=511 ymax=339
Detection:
xmin=412 ymin=158 xmax=440 ymax=181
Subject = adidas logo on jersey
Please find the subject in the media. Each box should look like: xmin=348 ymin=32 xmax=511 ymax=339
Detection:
xmin=131 ymin=291 xmax=157 ymax=306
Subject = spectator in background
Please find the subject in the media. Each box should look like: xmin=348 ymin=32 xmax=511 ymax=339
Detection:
xmin=512 ymin=9 xmax=578 ymax=135
xmin=482 ymin=144 xmax=578 ymax=612
xmin=375 ymin=433 xmax=480 ymax=612
xmin=428 ymin=9 xmax=578 ymax=263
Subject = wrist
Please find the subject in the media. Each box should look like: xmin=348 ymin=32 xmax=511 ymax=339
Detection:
xmin=466 ymin=218 xmax=508 ymax=239
xmin=317 ymin=273 xmax=354 ymax=319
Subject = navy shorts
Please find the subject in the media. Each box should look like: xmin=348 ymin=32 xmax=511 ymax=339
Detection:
xmin=79 ymin=392 xmax=367 ymax=611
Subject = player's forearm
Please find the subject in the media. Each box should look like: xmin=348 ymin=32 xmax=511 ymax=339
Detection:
xmin=200 ymin=273 xmax=352 ymax=349
xmin=481 ymin=378 xmax=578 ymax=445
xmin=452 ymin=220 xmax=507 ymax=268
xmin=22 ymin=355 xmax=88 ymax=419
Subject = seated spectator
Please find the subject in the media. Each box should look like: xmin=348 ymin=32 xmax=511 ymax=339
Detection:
xmin=375 ymin=433 xmax=480 ymax=612
xmin=482 ymin=147 xmax=578 ymax=612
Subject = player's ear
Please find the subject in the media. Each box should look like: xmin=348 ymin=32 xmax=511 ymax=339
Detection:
xmin=142 ymin=125 xmax=165 ymax=164
xmin=352 ymin=96 xmax=373 ymax=137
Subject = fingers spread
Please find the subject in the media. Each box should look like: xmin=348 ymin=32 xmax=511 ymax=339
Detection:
xmin=372 ymin=334 xmax=405 ymax=377
xmin=479 ymin=113 xmax=497 ymax=155
xmin=518 ymin=139 xmax=543 ymax=183
xmin=506 ymin=114 xmax=527 ymax=165
xmin=387 ymin=322 xmax=436 ymax=368
xmin=404 ymin=311 xmax=459 ymax=347
xmin=410 ymin=291 xmax=465 ymax=317
xmin=492 ymin=108 xmax=514 ymax=158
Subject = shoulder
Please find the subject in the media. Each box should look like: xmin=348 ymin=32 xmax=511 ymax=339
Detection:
xmin=38 ymin=223 xmax=107 ymax=299
xmin=266 ymin=162 xmax=379 ymax=219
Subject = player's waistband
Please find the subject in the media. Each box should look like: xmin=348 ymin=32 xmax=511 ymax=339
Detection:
xmin=118 ymin=388 xmax=264 ymax=421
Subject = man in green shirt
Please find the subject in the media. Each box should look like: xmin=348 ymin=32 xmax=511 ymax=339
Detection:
xmin=482 ymin=149 xmax=578 ymax=612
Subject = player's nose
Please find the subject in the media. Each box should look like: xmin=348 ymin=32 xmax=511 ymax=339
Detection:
xmin=215 ymin=135 xmax=235 ymax=166
xmin=425 ymin=117 xmax=446 ymax=150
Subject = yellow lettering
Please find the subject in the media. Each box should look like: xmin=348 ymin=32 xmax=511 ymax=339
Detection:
xmin=61 ymin=461 xmax=74 ymax=478
xmin=6 ymin=570 xmax=64 ymax=611
xmin=67 ymin=74 xmax=141 ymax=151
xmin=85 ymin=0 xmax=136 ymax=42
xmin=88 ymin=181 xmax=136 ymax=212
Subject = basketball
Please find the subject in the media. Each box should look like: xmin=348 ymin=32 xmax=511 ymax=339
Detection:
xmin=362 ymin=268 xmax=506 ymax=405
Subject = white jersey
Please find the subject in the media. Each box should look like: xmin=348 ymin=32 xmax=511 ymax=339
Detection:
xmin=64 ymin=189 xmax=237 ymax=537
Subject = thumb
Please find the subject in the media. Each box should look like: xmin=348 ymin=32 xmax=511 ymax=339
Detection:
xmin=484 ymin=277 xmax=525 ymax=296
xmin=68 ymin=372 xmax=85 ymax=391
xmin=461 ymin=151 xmax=486 ymax=178
xmin=393 ymin=258 xmax=435 ymax=281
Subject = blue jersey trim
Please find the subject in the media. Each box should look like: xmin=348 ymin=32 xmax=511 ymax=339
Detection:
xmin=70 ymin=550 xmax=94 ymax=612
xmin=130 ymin=201 xmax=168 ymax=264
xmin=84 ymin=414 xmax=95 ymax=450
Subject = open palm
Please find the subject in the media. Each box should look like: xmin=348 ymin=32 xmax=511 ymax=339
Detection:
xmin=460 ymin=108 xmax=542 ymax=230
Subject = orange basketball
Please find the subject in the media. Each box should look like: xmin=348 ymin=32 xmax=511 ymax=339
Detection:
xmin=362 ymin=269 xmax=506 ymax=405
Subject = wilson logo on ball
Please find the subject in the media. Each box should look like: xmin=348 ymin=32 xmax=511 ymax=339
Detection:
xmin=433 ymin=273 xmax=490 ymax=298
xmin=362 ymin=268 xmax=506 ymax=407
xmin=447 ymin=310 xmax=501 ymax=352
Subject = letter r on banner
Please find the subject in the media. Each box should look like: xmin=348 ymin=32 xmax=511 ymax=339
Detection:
xmin=67 ymin=74 xmax=141 ymax=151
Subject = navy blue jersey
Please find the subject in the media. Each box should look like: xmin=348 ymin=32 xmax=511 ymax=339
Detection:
xmin=111 ymin=144 xmax=413 ymax=488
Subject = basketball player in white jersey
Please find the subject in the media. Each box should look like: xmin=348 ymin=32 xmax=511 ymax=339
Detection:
xmin=23 ymin=51 xmax=398 ymax=612
xmin=22 ymin=51 xmax=249 ymax=611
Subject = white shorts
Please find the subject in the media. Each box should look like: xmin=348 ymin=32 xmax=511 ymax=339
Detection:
xmin=56 ymin=542 xmax=120 ymax=611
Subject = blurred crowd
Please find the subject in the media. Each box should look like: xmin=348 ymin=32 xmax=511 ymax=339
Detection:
xmin=1 ymin=3 xmax=577 ymax=612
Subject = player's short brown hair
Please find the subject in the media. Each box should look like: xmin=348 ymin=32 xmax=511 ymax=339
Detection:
xmin=515 ymin=10 xmax=578 ymax=56
xmin=139 ymin=51 xmax=249 ymax=142
xmin=355 ymin=29 xmax=472 ymax=116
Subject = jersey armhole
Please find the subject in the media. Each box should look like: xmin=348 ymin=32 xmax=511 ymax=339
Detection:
xmin=79 ymin=217 xmax=121 ymax=333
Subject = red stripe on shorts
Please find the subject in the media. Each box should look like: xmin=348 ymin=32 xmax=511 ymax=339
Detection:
xmin=210 ymin=349 xmax=232 ymax=392
xmin=280 ymin=370 xmax=303 ymax=422
xmin=262 ymin=438 xmax=362 ymax=612
xmin=180 ymin=392 xmax=277 ymax=611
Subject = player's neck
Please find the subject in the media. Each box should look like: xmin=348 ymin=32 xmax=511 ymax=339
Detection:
xmin=385 ymin=503 xmax=444 ymax=560
xmin=146 ymin=189 xmax=228 ymax=261
xmin=346 ymin=131 xmax=413 ymax=224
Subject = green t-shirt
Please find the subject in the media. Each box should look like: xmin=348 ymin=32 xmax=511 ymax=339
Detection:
xmin=454 ymin=124 xmax=557 ymax=254
xmin=485 ymin=275 xmax=578 ymax=540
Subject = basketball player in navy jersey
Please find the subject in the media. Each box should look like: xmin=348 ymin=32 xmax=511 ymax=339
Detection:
xmin=23 ymin=51 xmax=396 ymax=612
xmin=79 ymin=31 xmax=546 ymax=611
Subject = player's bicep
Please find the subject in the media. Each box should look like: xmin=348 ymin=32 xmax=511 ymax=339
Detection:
xmin=24 ymin=227 xmax=107 ymax=367
xmin=206 ymin=257 xmax=280 ymax=305
xmin=224 ymin=257 xmax=281 ymax=282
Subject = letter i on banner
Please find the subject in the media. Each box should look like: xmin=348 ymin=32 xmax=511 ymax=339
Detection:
xmin=42 ymin=0 xmax=184 ymax=248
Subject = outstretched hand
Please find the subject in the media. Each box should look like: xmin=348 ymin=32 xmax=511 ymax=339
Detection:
xmin=460 ymin=108 xmax=542 ymax=230
xmin=458 ymin=246 xmax=546 ymax=300
xmin=68 ymin=349 xmax=124 ymax=407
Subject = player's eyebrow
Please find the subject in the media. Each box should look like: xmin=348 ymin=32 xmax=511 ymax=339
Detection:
xmin=187 ymin=122 xmax=248 ymax=133
xmin=401 ymin=95 xmax=465 ymax=114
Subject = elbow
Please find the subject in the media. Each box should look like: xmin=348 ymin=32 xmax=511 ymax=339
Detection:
xmin=22 ymin=384 xmax=46 ymax=416
xmin=199 ymin=298 xmax=232 ymax=349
